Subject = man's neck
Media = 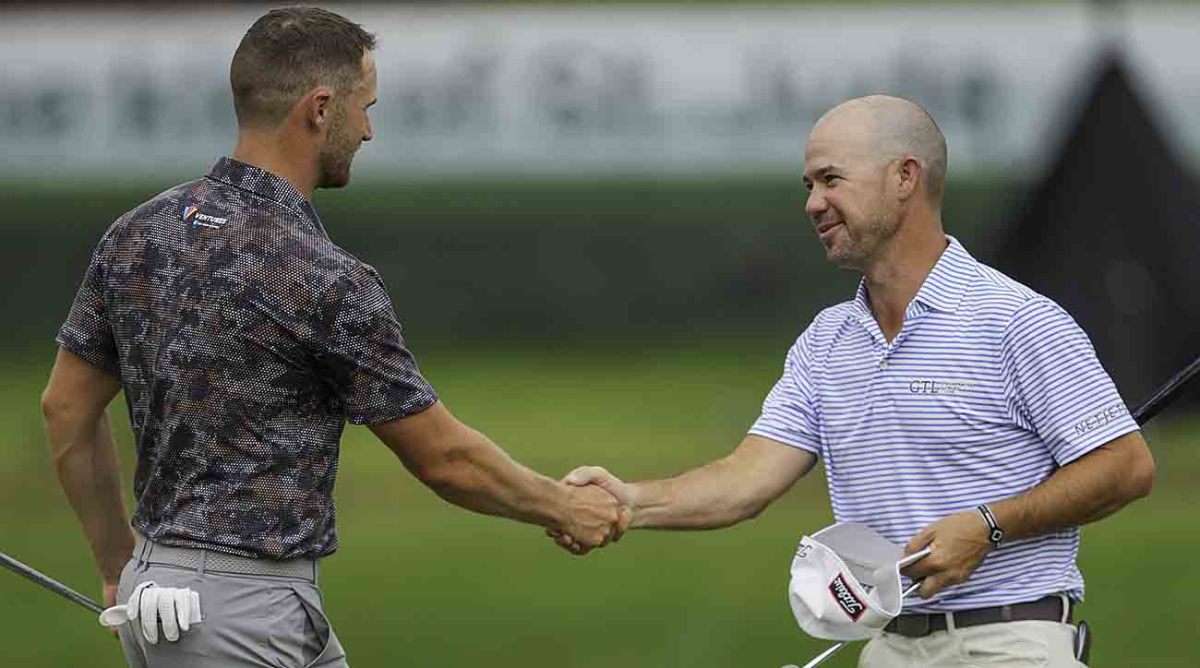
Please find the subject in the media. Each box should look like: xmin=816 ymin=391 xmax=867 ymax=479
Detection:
xmin=862 ymin=226 xmax=948 ymax=342
xmin=232 ymin=131 xmax=317 ymax=200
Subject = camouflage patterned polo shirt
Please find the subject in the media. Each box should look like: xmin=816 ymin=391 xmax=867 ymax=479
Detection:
xmin=57 ymin=157 xmax=438 ymax=560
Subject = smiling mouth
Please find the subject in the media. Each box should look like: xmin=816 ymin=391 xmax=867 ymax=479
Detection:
xmin=816 ymin=221 xmax=843 ymax=235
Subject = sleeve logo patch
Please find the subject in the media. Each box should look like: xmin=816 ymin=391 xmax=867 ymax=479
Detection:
xmin=829 ymin=573 xmax=866 ymax=621
xmin=1073 ymin=402 xmax=1127 ymax=436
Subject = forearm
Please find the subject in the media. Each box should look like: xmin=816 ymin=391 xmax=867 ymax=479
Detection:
xmin=628 ymin=437 xmax=815 ymax=530
xmin=417 ymin=425 xmax=568 ymax=529
xmin=47 ymin=411 xmax=134 ymax=581
xmin=989 ymin=432 xmax=1154 ymax=542
xmin=630 ymin=457 xmax=769 ymax=530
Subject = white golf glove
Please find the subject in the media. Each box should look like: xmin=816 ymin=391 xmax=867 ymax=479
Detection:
xmin=98 ymin=581 xmax=202 ymax=644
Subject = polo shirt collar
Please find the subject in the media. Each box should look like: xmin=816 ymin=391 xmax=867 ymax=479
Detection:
xmin=913 ymin=235 xmax=975 ymax=313
xmin=206 ymin=157 xmax=326 ymax=235
xmin=852 ymin=235 xmax=976 ymax=318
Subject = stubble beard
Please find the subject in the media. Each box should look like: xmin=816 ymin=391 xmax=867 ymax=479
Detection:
xmin=830 ymin=208 xmax=899 ymax=271
xmin=317 ymin=105 xmax=358 ymax=190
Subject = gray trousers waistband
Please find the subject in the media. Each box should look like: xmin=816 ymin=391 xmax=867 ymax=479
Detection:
xmin=134 ymin=535 xmax=319 ymax=583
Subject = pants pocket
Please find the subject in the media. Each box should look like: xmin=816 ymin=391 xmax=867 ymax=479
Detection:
xmin=266 ymin=582 xmax=347 ymax=668
xmin=958 ymin=622 xmax=1054 ymax=667
xmin=116 ymin=556 xmax=139 ymax=601
xmin=116 ymin=558 xmax=150 ymax=668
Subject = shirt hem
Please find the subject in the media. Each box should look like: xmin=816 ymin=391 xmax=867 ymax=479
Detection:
xmin=54 ymin=333 xmax=120 ymax=376
xmin=1053 ymin=418 xmax=1139 ymax=467
xmin=351 ymin=393 xmax=440 ymax=426
xmin=746 ymin=427 xmax=820 ymax=456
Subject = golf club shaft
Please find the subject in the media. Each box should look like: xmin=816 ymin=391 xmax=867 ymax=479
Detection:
xmin=798 ymin=641 xmax=845 ymax=668
xmin=0 ymin=551 xmax=103 ymax=615
xmin=797 ymin=583 xmax=924 ymax=668
xmin=1131 ymin=351 xmax=1200 ymax=425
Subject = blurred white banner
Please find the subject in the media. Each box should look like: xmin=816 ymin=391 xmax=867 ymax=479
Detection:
xmin=1 ymin=4 xmax=1197 ymax=179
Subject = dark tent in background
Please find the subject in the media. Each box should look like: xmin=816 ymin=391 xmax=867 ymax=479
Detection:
xmin=990 ymin=49 xmax=1200 ymax=411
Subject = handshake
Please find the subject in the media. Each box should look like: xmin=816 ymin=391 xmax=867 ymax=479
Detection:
xmin=548 ymin=466 xmax=632 ymax=556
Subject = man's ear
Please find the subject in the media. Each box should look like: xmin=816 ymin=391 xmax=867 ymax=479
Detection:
xmin=302 ymin=87 xmax=335 ymax=133
xmin=895 ymin=156 xmax=923 ymax=202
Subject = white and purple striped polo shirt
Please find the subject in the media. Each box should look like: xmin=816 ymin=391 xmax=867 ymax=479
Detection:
xmin=750 ymin=236 xmax=1138 ymax=612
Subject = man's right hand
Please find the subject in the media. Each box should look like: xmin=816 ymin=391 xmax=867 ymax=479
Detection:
xmin=103 ymin=579 xmax=120 ymax=638
xmin=555 ymin=483 xmax=629 ymax=555
xmin=563 ymin=466 xmax=634 ymax=505
xmin=550 ymin=466 xmax=635 ymax=555
xmin=552 ymin=437 xmax=813 ymax=542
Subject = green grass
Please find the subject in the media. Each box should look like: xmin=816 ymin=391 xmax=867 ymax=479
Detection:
xmin=1 ymin=343 xmax=1195 ymax=666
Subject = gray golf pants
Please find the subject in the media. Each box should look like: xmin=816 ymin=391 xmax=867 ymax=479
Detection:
xmin=116 ymin=539 xmax=349 ymax=667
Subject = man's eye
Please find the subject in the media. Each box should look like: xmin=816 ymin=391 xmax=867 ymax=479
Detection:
xmin=825 ymin=175 xmax=841 ymax=185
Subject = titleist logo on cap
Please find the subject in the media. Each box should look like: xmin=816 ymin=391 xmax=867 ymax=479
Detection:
xmin=829 ymin=573 xmax=866 ymax=621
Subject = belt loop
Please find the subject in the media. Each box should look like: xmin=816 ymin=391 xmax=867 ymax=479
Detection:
xmin=1000 ymin=604 xmax=1014 ymax=622
xmin=198 ymin=549 xmax=207 ymax=576
xmin=138 ymin=535 xmax=152 ymax=564
xmin=312 ymin=560 xmax=319 ymax=585
xmin=944 ymin=612 xmax=956 ymax=633
xmin=1059 ymin=594 xmax=1070 ymax=624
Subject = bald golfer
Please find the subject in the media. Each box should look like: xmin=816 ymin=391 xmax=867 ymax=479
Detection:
xmin=42 ymin=8 xmax=624 ymax=667
xmin=555 ymin=95 xmax=1154 ymax=667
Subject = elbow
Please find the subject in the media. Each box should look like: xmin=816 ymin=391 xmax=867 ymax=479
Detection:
xmin=724 ymin=492 xmax=774 ymax=527
xmin=415 ymin=456 xmax=456 ymax=498
xmin=42 ymin=389 xmax=82 ymax=472
xmin=417 ymin=444 xmax=478 ymax=501
xmin=1124 ymin=448 xmax=1156 ymax=501
xmin=41 ymin=385 xmax=101 ymax=426
xmin=384 ymin=414 xmax=491 ymax=505
xmin=40 ymin=386 xmax=70 ymax=424
xmin=715 ymin=454 xmax=780 ymax=527
xmin=740 ymin=497 xmax=771 ymax=522
xmin=40 ymin=388 xmax=89 ymax=447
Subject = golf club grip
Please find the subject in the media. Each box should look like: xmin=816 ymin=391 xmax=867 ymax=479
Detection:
xmin=0 ymin=551 xmax=103 ymax=614
xmin=1131 ymin=353 xmax=1200 ymax=425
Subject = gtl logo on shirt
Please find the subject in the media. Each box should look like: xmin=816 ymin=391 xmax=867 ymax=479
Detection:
xmin=828 ymin=573 xmax=866 ymax=621
xmin=909 ymin=379 xmax=976 ymax=395
xmin=181 ymin=204 xmax=228 ymax=229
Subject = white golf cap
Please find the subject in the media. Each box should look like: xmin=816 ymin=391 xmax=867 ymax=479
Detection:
xmin=787 ymin=522 xmax=929 ymax=641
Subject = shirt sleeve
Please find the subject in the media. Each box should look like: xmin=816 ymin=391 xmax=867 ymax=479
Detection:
xmin=1001 ymin=297 xmax=1138 ymax=465
xmin=309 ymin=263 xmax=438 ymax=425
xmin=748 ymin=326 xmax=822 ymax=456
xmin=56 ymin=238 xmax=120 ymax=375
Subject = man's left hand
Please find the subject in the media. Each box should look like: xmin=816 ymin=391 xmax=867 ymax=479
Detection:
xmin=99 ymin=581 xmax=202 ymax=644
xmin=902 ymin=509 xmax=993 ymax=598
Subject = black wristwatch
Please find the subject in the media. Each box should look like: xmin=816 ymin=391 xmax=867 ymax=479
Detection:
xmin=977 ymin=504 xmax=1004 ymax=547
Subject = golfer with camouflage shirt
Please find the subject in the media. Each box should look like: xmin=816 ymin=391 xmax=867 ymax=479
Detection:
xmin=42 ymin=8 xmax=626 ymax=667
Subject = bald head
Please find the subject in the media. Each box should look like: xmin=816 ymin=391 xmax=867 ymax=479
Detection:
xmin=812 ymin=95 xmax=948 ymax=203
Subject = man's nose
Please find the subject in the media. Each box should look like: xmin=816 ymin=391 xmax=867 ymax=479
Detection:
xmin=805 ymin=190 xmax=827 ymax=220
